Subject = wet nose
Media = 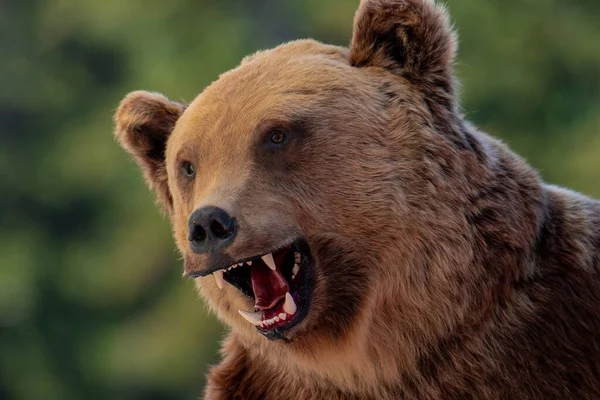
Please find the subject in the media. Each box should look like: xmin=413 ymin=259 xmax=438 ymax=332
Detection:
xmin=188 ymin=206 xmax=238 ymax=254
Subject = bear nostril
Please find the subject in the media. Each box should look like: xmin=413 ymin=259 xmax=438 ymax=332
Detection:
xmin=190 ymin=223 xmax=207 ymax=243
xmin=210 ymin=219 xmax=234 ymax=240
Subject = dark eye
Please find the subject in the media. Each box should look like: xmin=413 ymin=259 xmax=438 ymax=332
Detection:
xmin=269 ymin=130 xmax=288 ymax=145
xmin=181 ymin=162 xmax=195 ymax=178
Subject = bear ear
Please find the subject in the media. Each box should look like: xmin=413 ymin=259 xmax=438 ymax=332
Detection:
xmin=349 ymin=0 xmax=457 ymax=96
xmin=114 ymin=90 xmax=185 ymax=211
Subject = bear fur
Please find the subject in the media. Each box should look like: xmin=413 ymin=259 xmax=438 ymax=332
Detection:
xmin=114 ymin=0 xmax=600 ymax=398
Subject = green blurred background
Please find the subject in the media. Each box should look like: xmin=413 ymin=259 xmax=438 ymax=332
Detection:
xmin=1 ymin=0 xmax=599 ymax=399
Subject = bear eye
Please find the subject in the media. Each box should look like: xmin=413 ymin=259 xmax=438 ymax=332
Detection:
xmin=269 ymin=130 xmax=288 ymax=146
xmin=181 ymin=161 xmax=195 ymax=178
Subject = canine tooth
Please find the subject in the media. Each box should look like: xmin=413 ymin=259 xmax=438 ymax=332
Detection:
xmin=279 ymin=313 xmax=287 ymax=320
xmin=238 ymin=262 xmax=243 ymax=267
xmin=247 ymin=260 xmax=252 ymax=266
xmin=295 ymin=252 xmax=301 ymax=263
xmin=238 ymin=310 xmax=263 ymax=326
xmin=283 ymin=292 xmax=297 ymax=315
xmin=213 ymin=270 xmax=224 ymax=289
xmin=262 ymin=253 xmax=276 ymax=271
xmin=292 ymin=263 xmax=300 ymax=276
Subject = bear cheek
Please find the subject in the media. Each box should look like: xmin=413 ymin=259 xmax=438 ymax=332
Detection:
xmin=169 ymin=197 xmax=194 ymax=255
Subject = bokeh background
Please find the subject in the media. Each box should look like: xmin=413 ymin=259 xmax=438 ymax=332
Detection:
xmin=1 ymin=0 xmax=599 ymax=399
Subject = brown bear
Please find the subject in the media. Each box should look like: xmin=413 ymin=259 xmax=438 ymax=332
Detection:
xmin=113 ymin=0 xmax=600 ymax=398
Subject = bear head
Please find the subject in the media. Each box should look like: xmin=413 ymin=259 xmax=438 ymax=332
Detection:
xmin=114 ymin=0 xmax=495 ymax=376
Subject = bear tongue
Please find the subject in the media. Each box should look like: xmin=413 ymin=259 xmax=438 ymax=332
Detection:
xmin=250 ymin=260 xmax=289 ymax=310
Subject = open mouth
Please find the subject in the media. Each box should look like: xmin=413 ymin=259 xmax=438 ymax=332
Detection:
xmin=210 ymin=239 xmax=313 ymax=337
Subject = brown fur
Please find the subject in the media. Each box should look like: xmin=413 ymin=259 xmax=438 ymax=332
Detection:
xmin=114 ymin=0 xmax=600 ymax=398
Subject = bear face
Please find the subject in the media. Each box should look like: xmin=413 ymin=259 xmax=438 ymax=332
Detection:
xmin=115 ymin=0 xmax=466 ymax=352
xmin=114 ymin=0 xmax=600 ymax=398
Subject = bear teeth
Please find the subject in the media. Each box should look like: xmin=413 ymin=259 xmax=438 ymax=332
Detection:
xmin=213 ymin=260 xmax=251 ymax=289
xmin=212 ymin=251 xmax=302 ymax=290
xmin=238 ymin=310 xmax=263 ymax=325
xmin=213 ymin=269 xmax=224 ymax=289
xmin=283 ymin=292 xmax=297 ymax=315
xmin=261 ymin=253 xmax=277 ymax=270
xmin=238 ymin=292 xmax=297 ymax=328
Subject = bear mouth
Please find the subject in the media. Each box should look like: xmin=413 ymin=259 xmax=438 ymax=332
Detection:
xmin=213 ymin=239 xmax=313 ymax=338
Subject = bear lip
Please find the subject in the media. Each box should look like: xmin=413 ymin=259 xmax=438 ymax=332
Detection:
xmin=188 ymin=238 xmax=298 ymax=278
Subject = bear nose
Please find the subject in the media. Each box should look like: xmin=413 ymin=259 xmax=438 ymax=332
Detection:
xmin=188 ymin=206 xmax=238 ymax=254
